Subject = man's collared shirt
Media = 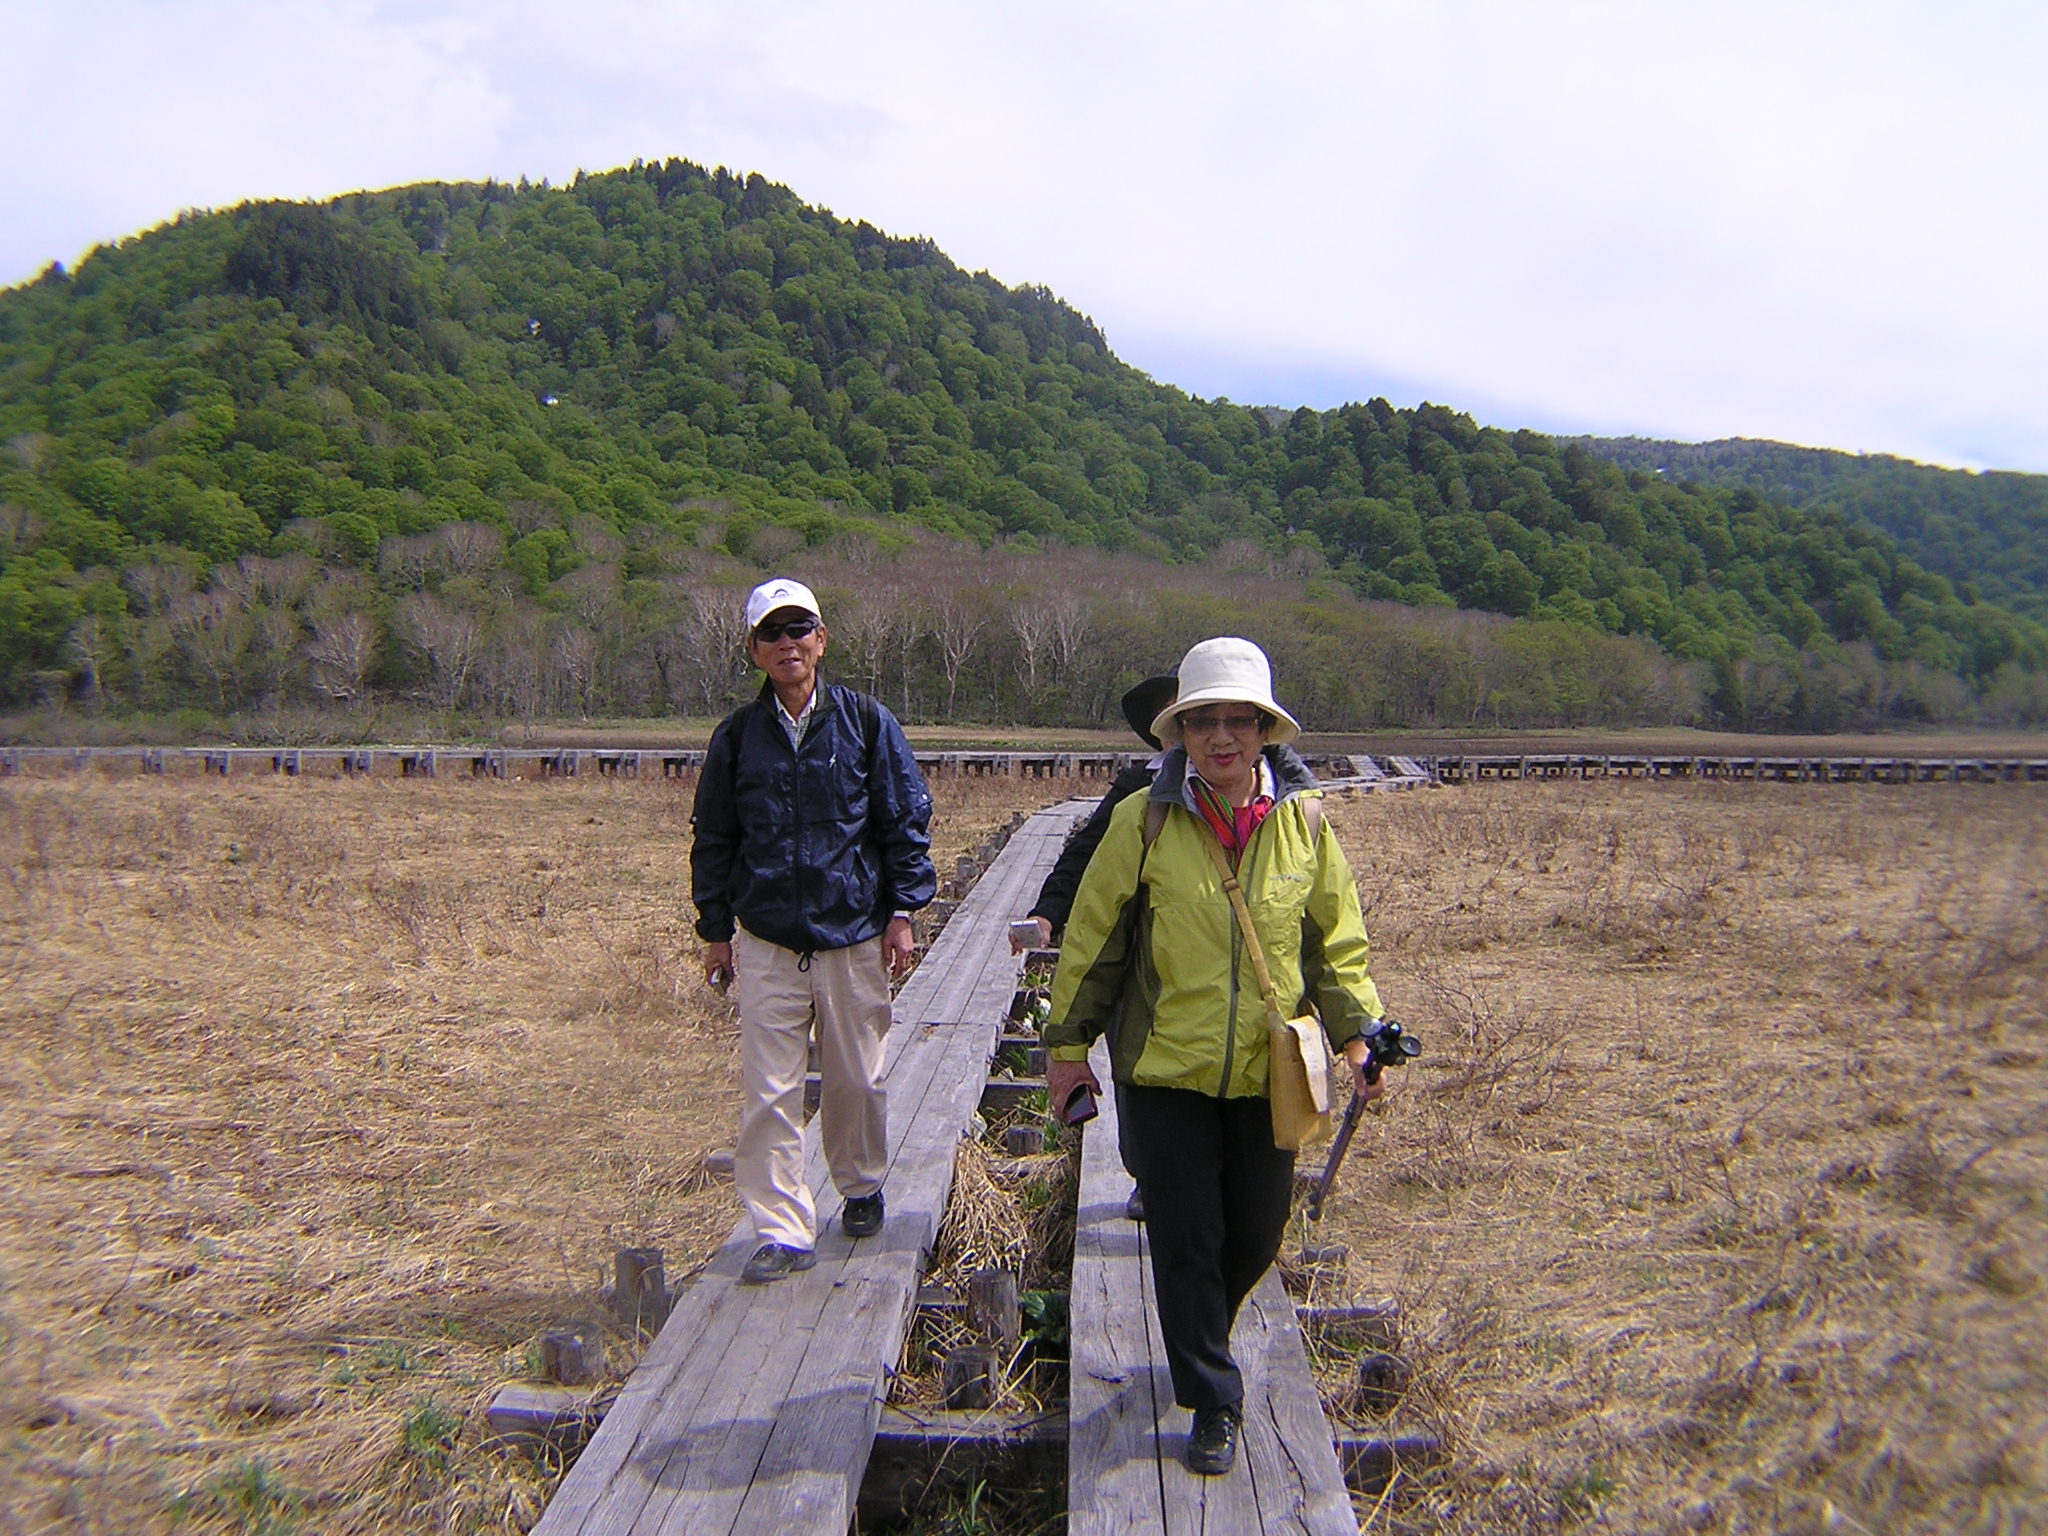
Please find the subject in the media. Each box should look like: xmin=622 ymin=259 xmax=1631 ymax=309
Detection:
xmin=774 ymin=687 xmax=819 ymax=749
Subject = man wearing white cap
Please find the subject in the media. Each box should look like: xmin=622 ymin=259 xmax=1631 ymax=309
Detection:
xmin=691 ymin=577 xmax=936 ymax=1283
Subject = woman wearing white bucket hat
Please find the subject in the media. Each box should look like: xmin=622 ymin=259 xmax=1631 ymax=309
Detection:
xmin=1042 ymin=636 xmax=1394 ymax=1476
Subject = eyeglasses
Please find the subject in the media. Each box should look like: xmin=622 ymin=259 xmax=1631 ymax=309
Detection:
xmin=1180 ymin=711 xmax=1264 ymax=737
xmin=753 ymin=616 xmax=820 ymax=643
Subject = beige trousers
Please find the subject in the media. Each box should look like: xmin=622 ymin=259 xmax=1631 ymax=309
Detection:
xmin=732 ymin=927 xmax=892 ymax=1250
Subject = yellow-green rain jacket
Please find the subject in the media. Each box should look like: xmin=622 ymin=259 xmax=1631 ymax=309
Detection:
xmin=1043 ymin=747 xmax=1382 ymax=1097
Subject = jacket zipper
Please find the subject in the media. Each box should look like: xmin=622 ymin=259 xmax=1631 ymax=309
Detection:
xmin=1219 ymin=889 xmax=1240 ymax=1098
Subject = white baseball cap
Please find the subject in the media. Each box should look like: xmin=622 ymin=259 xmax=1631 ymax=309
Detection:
xmin=744 ymin=577 xmax=822 ymax=631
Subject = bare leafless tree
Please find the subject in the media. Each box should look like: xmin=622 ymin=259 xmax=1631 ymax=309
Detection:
xmin=378 ymin=534 xmax=438 ymax=592
xmin=549 ymin=625 xmax=599 ymax=716
xmin=1007 ymin=595 xmax=1056 ymax=701
xmin=395 ymin=591 xmax=482 ymax=710
xmin=570 ymin=514 xmax=626 ymax=564
xmin=305 ymin=611 xmax=379 ymax=709
xmin=65 ymin=613 xmax=114 ymax=708
xmin=681 ymin=584 xmax=753 ymax=715
xmin=0 ymin=503 xmax=40 ymax=557
xmin=504 ymin=499 xmax=558 ymax=537
xmin=1047 ymin=591 xmax=1091 ymax=690
xmin=435 ymin=522 xmax=506 ymax=579
xmin=124 ymin=560 xmax=197 ymax=618
xmin=215 ymin=553 xmax=315 ymax=609
xmin=167 ymin=589 xmax=253 ymax=710
xmin=831 ymin=585 xmax=902 ymax=700
xmin=932 ymin=592 xmax=986 ymax=720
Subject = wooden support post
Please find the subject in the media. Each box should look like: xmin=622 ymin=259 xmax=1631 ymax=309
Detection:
xmin=1025 ymin=1047 xmax=1050 ymax=1077
xmin=859 ymin=1408 xmax=1067 ymax=1528
xmin=613 ymin=1247 xmax=669 ymax=1334
xmin=1003 ymin=1125 xmax=1045 ymax=1156
xmin=1346 ymin=1351 xmax=1414 ymax=1415
xmin=1335 ymin=1432 xmax=1444 ymax=1494
xmin=941 ymin=1346 xmax=998 ymax=1410
xmin=1285 ymin=1241 xmax=1350 ymax=1296
xmin=967 ymin=1268 xmax=1021 ymax=1363
xmin=540 ymin=1325 xmax=606 ymax=1385
xmin=487 ymin=1384 xmax=605 ymax=1450
xmin=979 ymin=1078 xmax=1047 ymax=1116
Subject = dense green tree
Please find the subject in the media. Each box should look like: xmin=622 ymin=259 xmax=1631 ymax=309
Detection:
xmin=1 ymin=160 xmax=2044 ymax=729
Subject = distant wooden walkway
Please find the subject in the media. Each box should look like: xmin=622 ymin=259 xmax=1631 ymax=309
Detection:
xmin=1430 ymin=751 xmax=2048 ymax=784
xmin=529 ymin=801 xmax=1089 ymax=1536
xmin=8 ymin=742 xmax=2043 ymax=787
xmin=0 ymin=744 xmax=1146 ymax=780
xmin=1067 ymin=1044 xmax=1356 ymax=1536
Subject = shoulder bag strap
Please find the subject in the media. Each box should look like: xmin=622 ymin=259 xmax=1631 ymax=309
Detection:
xmin=1200 ymin=831 xmax=1284 ymax=1018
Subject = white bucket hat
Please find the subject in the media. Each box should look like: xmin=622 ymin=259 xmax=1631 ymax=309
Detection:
xmin=1151 ymin=636 xmax=1300 ymax=745
xmin=745 ymin=577 xmax=822 ymax=631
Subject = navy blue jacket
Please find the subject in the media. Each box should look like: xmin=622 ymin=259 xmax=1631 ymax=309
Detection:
xmin=691 ymin=681 xmax=935 ymax=953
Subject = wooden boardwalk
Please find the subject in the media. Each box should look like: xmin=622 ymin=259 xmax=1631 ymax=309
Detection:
xmin=1067 ymin=1042 xmax=1356 ymax=1536
xmin=530 ymin=800 xmax=1089 ymax=1536
xmin=8 ymin=741 xmax=2044 ymax=787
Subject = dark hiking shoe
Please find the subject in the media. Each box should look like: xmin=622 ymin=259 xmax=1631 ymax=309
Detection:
xmin=1125 ymin=1186 xmax=1146 ymax=1222
xmin=740 ymin=1244 xmax=817 ymax=1284
xmin=1186 ymin=1404 xmax=1242 ymax=1475
xmin=842 ymin=1191 xmax=885 ymax=1239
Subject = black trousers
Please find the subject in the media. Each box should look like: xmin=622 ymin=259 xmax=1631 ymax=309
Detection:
xmin=1120 ymin=1083 xmax=1297 ymax=1412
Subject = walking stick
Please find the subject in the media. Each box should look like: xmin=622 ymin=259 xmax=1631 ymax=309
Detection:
xmin=1305 ymin=1019 xmax=1419 ymax=1221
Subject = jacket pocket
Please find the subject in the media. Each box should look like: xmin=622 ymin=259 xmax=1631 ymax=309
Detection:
xmin=798 ymin=754 xmax=866 ymax=824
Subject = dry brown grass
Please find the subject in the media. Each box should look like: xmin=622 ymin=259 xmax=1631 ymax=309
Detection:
xmin=0 ymin=766 xmax=1027 ymax=1535
xmin=1318 ymin=782 xmax=2048 ymax=1536
xmin=3 ymin=768 xmax=2042 ymax=1535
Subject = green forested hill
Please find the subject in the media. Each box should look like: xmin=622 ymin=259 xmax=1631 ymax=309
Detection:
xmin=1567 ymin=436 xmax=2048 ymax=622
xmin=2 ymin=159 xmax=2044 ymax=731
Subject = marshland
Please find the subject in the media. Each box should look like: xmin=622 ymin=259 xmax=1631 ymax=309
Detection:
xmin=2 ymin=767 xmax=2042 ymax=1534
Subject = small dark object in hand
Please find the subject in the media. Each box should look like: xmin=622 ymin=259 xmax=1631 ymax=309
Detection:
xmin=1362 ymin=1018 xmax=1422 ymax=1078
xmin=1062 ymin=1083 xmax=1098 ymax=1126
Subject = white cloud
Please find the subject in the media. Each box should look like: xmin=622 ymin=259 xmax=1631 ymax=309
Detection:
xmin=1 ymin=0 xmax=2042 ymax=469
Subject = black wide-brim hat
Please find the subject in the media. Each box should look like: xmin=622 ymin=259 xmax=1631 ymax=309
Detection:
xmin=1120 ymin=674 xmax=1179 ymax=750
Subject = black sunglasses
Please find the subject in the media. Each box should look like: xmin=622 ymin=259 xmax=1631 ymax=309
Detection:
xmin=754 ymin=616 xmax=820 ymax=643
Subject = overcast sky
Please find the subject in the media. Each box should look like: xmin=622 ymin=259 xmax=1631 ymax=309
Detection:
xmin=4 ymin=1 xmax=2043 ymax=472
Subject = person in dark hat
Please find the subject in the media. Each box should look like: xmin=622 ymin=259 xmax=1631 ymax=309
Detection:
xmin=1012 ymin=672 xmax=1179 ymax=954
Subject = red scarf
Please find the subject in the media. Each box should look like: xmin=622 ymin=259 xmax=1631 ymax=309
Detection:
xmin=1190 ymin=772 xmax=1273 ymax=868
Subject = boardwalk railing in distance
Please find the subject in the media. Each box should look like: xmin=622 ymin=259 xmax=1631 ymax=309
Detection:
xmin=7 ymin=744 xmax=2043 ymax=786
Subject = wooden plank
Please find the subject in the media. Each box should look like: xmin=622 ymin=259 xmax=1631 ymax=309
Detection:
xmin=1219 ymin=1275 xmax=1358 ymax=1533
xmin=1067 ymin=1039 xmax=1172 ymax=1536
xmin=532 ymin=801 xmax=1089 ymax=1536
xmin=535 ymin=1004 xmax=979 ymax=1533
xmin=1066 ymin=1039 xmax=1356 ymax=1536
